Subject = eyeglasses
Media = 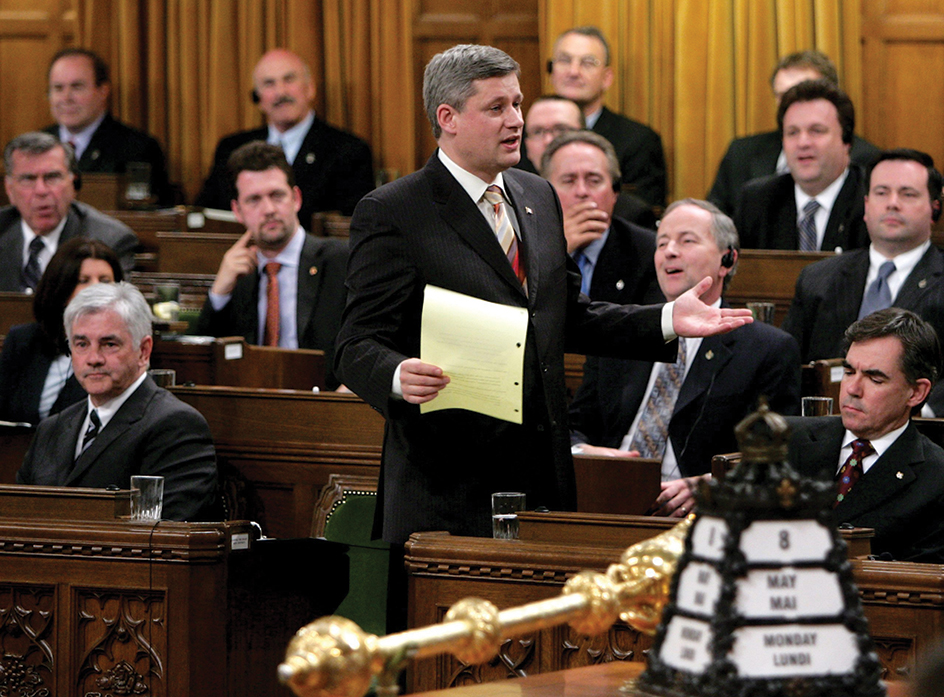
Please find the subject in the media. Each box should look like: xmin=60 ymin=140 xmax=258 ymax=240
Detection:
xmin=552 ymin=53 xmax=604 ymax=71
xmin=9 ymin=171 xmax=71 ymax=188
xmin=526 ymin=125 xmax=579 ymax=140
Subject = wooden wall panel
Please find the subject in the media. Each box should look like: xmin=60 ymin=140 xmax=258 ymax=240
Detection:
xmin=862 ymin=0 xmax=944 ymax=176
xmin=0 ymin=1 xmax=75 ymax=152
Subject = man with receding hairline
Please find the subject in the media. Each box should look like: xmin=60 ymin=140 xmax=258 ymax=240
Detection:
xmin=196 ymin=48 xmax=374 ymax=221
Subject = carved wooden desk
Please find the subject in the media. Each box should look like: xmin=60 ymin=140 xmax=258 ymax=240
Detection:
xmin=0 ymin=485 xmax=346 ymax=697
xmin=405 ymin=521 xmax=937 ymax=693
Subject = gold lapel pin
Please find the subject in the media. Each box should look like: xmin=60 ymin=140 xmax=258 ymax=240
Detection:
xmin=309 ymin=266 xmax=318 ymax=275
xmin=705 ymin=350 xmax=714 ymax=360
xmin=306 ymin=152 xmax=315 ymax=164
xmin=525 ymin=207 xmax=533 ymax=215
xmin=919 ymin=279 xmax=928 ymax=289
xmin=615 ymin=280 xmax=625 ymax=290
xmin=896 ymin=471 xmax=904 ymax=479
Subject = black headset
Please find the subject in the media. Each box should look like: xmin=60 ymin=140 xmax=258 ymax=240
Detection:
xmin=250 ymin=89 xmax=260 ymax=104
xmin=721 ymin=245 xmax=735 ymax=268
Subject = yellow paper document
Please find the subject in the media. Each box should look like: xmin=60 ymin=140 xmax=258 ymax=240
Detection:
xmin=420 ymin=285 xmax=528 ymax=423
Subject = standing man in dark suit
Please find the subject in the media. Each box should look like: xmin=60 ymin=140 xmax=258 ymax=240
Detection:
xmin=548 ymin=27 xmax=667 ymax=209
xmin=196 ymin=49 xmax=374 ymax=222
xmin=734 ymin=79 xmax=869 ymax=252
xmin=787 ymin=308 xmax=944 ymax=563
xmin=43 ymin=48 xmax=173 ymax=205
xmin=708 ymin=50 xmax=879 ymax=216
xmin=541 ymin=130 xmax=662 ymax=304
xmin=335 ymin=44 xmax=752 ymax=545
xmin=18 ymin=282 xmax=219 ymax=522
xmin=0 ymin=132 xmax=137 ymax=291
xmin=196 ymin=142 xmax=347 ymax=389
xmin=569 ymin=199 xmax=801 ymax=516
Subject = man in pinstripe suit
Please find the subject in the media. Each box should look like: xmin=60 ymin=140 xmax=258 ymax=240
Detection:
xmin=335 ymin=44 xmax=752 ymax=545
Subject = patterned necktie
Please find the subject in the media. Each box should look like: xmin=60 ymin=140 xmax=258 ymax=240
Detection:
xmin=483 ymin=185 xmax=525 ymax=286
xmin=573 ymin=251 xmax=593 ymax=296
xmin=798 ymin=199 xmax=820 ymax=252
xmin=628 ymin=339 xmax=688 ymax=458
xmin=22 ymin=236 xmax=45 ymax=292
xmin=263 ymin=262 xmax=282 ymax=347
xmin=858 ymin=260 xmax=896 ymax=319
xmin=80 ymin=409 xmax=101 ymax=455
xmin=835 ymin=439 xmax=874 ymax=507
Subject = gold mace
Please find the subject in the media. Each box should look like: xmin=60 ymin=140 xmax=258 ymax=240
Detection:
xmin=278 ymin=516 xmax=692 ymax=697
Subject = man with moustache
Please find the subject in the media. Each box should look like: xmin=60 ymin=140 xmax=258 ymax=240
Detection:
xmin=18 ymin=282 xmax=219 ymax=522
xmin=569 ymin=199 xmax=800 ymax=517
xmin=733 ymin=79 xmax=869 ymax=252
xmin=196 ymin=49 xmax=374 ymax=222
xmin=787 ymin=308 xmax=944 ymax=563
xmin=548 ymin=27 xmax=667 ymax=208
xmin=196 ymin=142 xmax=348 ymax=389
xmin=335 ymin=44 xmax=752 ymax=545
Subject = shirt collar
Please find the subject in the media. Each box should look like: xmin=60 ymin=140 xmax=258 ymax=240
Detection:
xmin=437 ymin=148 xmax=506 ymax=204
xmin=257 ymin=225 xmax=304 ymax=270
xmin=59 ymin=112 xmax=106 ymax=150
xmin=795 ymin=167 xmax=849 ymax=217
xmin=577 ymin=227 xmax=611 ymax=265
xmin=85 ymin=370 xmax=148 ymax=430
xmin=868 ymin=240 xmax=930 ymax=276
xmin=841 ymin=420 xmax=909 ymax=470
xmin=584 ymin=108 xmax=603 ymax=129
xmin=268 ymin=110 xmax=315 ymax=163
xmin=21 ymin=215 xmax=67 ymax=250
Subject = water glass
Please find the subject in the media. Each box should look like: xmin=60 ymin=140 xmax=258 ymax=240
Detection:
xmin=491 ymin=491 xmax=526 ymax=540
xmin=802 ymin=396 xmax=834 ymax=417
xmin=131 ymin=475 xmax=164 ymax=521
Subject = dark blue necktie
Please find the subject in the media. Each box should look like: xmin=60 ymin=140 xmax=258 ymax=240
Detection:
xmin=858 ymin=260 xmax=896 ymax=319
xmin=22 ymin=237 xmax=45 ymax=291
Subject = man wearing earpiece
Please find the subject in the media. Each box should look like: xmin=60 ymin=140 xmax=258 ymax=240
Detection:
xmin=569 ymin=199 xmax=801 ymax=516
xmin=196 ymin=49 xmax=374 ymax=222
xmin=0 ymin=132 xmax=137 ymax=292
xmin=783 ymin=148 xmax=944 ymax=414
xmin=541 ymin=130 xmax=662 ymax=305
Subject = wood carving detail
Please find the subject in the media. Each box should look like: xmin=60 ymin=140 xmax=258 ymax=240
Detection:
xmin=558 ymin=622 xmax=650 ymax=670
xmin=410 ymin=561 xmax=571 ymax=584
xmin=0 ymin=584 xmax=55 ymax=697
xmin=442 ymin=636 xmax=536 ymax=688
xmin=76 ymin=590 xmax=166 ymax=697
xmin=871 ymin=635 xmax=915 ymax=681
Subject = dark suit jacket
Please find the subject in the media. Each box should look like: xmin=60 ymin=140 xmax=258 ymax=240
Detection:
xmin=0 ymin=201 xmax=138 ymax=291
xmin=586 ymin=216 xmax=663 ymax=304
xmin=0 ymin=323 xmax=86 ymax=424
xmin=592 ymin=107 xmax=667 ymax=208
xmin=733 ymin=166 xmax=869 ymax=252
xmin=708 ymin=130 xmax=880 ymax=215
xmin=570 ymin=317 xmax=801 ymax=477
xmin=782 ymin=245 xmax=944 ymax=362
xmin=195 ymin=117 xmax=374 ymax=222
xmin=335 ymin=152 xmax=676 ymax=544
xmin=44 ymin=113 xmax=173 ymax=205
xmin=195 ymin=232 xmax=348 ymax=389
xmin=781 ymin=244 xmax=944 ymax=414
xmin=18 ymin=377 xmax=218 ymax=521
xmin=787 ymin=416 xmax=944 ymax=563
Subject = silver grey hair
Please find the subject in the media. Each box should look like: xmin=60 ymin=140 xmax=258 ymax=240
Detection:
xmin=64 ymin=281 xmax=154 ymax=348
xmin=540 ymin=129 xmax=621 ymax=184
xmin=662 ymin=198 xmax=740 ymax=280
xmin=423 ymin=44 xmax=520 ymax=139
xmin=4 ymin=131 xmax=77 ymax=174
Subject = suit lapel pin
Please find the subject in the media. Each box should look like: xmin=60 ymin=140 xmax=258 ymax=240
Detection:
xmin=309 ymin=266 xmax=318 ymax=275
xmin=705 ymin=350 xmax=714 ymax=360
xmin=525 ymin=207 xmax=533 ymax=215
xmin=306 ymin=152 xmax=315 ymax=164
xmin=615 ymin=280 xmax=625 ymax=290
xmin=90 ymin=150 xmax=100 ymax=160
xmin=919 ymin=279 xmax=928 ymax=289
xmin=896 ymin=471 xmax=904 ymax=479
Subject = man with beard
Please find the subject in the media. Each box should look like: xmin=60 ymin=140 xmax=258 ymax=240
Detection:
xmin=197 ymin=142 xmax=348 ymax=388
